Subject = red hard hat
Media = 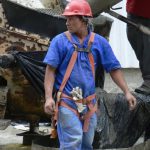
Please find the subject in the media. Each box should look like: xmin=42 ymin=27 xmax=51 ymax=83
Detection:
xmin=62 ymin=0 xmax=93 ymax=17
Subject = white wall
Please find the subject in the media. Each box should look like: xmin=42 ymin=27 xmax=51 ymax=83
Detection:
xmin=103 ymin=0 xmax=139 ymax=68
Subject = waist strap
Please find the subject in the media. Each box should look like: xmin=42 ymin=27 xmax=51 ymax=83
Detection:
xmin=54 ymin=92 xmax=97 ymax=132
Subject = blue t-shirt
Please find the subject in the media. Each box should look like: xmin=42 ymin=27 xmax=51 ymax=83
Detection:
xmin=43 ymin=31 xmax=121 ymax=109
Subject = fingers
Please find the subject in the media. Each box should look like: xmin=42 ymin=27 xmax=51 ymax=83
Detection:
xmin=129 ymin=97 xmax=137 ymax=110
xmin=44 ymin=101 xmax=55 ymax=115
xmin=125 ymin=92 xmax=137 ymax=110
xmin=129 ymin=101 xmax=135 ymax=110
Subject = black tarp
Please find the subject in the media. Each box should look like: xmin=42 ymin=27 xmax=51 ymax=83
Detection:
xmin=93 ymin=89 xmax=150 ymax=148
xmin=2 ymin=0 xmax=113 ymax=40
xmin=2 ymin=0 xmax=67 ymax=39
xmin=13 ymin=51 xmax=150 ymax=149
xmin=14 ymin=51 xmax=47 ymax=97
xmin=14 ymin=51 xmax=105 ymax=97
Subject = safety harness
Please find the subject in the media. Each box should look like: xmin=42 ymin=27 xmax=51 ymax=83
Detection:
xmin=54 ymin=31 xmax=97 ymax=132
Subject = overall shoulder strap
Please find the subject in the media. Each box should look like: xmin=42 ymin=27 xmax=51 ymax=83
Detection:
xmin=64 ymin=31 xmax=72 ymax=42
xmin=64 ymin=31 xmax=95 ymax=78
xmin=88 ymin=32 xmax=95 ymax=50
xmin=88 ymin=32 xmax=95 ymax=78
xmin=64 ymin=31 xmax=95 ymax=51
xmin=59 ymin=31 xmax=78 ymax=92
xmin=64 ymin=31 xmax=78 ymax=50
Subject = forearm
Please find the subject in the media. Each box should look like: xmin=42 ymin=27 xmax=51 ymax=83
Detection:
xmin=44 ymin=65 xmax=56 ymax=100
xmin=110 ymin=69 xmax=130 ymax=94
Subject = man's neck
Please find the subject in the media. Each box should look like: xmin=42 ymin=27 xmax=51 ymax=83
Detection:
xmin=75 ymin=28 xmax=89 ymax=44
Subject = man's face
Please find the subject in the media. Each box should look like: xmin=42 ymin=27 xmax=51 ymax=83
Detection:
xmin=66 ymin=16 xmax=84 ymax=33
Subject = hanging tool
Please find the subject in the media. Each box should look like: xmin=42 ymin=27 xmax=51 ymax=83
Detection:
xmin=70 ymin=87 xmax=86 ymax=113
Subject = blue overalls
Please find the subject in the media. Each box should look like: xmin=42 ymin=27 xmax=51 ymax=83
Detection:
xmin=43 ymin=30 xmax=121 ymax=150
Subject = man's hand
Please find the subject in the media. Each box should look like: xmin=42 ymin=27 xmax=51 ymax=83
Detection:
xmin=125 ymin=92 xmax=137 ymax=110
xmin=44 ymin=98 xmax=55 ymax=115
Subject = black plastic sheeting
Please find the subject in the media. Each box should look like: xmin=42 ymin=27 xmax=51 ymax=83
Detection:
xmin=2 ymin=0 xmax=113 ymax=40
xmin=14 ymin=51 xmax=47 ymax=97
xmin=94 ymin=89 xmax=150 ymax=148
xmin=14 ymin=51 xmax=105 ymax=98
xmin=2 ymin=0 xmax=67 ymax=39
xmin=13 ymin=51 xmax=150 ymax=149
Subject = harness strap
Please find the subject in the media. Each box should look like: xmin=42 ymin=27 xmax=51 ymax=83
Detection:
xmin=58 ymin=93 xmax=97 ymax=132
xmin=88 ymin=31 xmax=95 ymax=50
xmin=59 ymin=51 xmax=78 ymax=92
xmin=54 ymin=92 xmax=95 ymax=120
xmin=54 ymin=31 xmax=97 ymax=132
xmin=83 ymin=103 xmax=97 ymax=132
xmin=87 ymin=32 xmax=95 ymax=78
xmin=59 ymin=31 xmax=95 ymax=92
xmin=59 ymin=101 xmax=79 ymax=117
xmin=65 ymin=31 xmax=95 ymax=50
xmin=88 ymin=53 xmax=95 ymax=78
xmin=61 ymin=93 xmax=96 ymax=104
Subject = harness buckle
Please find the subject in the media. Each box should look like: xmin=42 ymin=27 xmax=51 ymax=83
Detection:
xmin=57 ymin=91 xmax=62 ymax=102
xmin=75 ymin=48 xmax=91 ymax=53
xmin=82 ymin=98 xmax=87 ymax=105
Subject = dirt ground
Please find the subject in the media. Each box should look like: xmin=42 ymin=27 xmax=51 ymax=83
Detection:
xmin=0 ymin=125 xmax=23 ymax=145
xmin=0 ymin=124 xmax=149 ymax=150
xmin=0 ymin=122 xmax=51 ymax=150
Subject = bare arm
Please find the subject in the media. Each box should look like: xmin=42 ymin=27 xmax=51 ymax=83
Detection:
xmin=110 ymin=69 xmax=137 ymax=110
xmin=44 ymin=65 xmax=56 ymax=114
xmin=110 ymin=69 xmax=129 ymax=94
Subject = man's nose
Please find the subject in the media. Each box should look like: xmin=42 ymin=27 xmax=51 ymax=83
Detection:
xmin=66 ymin=19 xmax=69 ymax=25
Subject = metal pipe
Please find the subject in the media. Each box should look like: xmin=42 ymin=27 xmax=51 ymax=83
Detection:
xmin=106 ymin=9 xmax=150 ymax=35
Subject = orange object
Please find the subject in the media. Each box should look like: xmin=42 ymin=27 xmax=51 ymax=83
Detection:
xmin=50 ymin=114 xmax=57 ymax=138
xmin=50 ymin=128 xmax=57 ymax=138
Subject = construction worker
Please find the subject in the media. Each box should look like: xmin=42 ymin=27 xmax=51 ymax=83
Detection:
xmin=44 ymin=0 xmax=136 ymax=149
xmin=126 ymin=0 xmax=150 ymax=141
xmin=126 ymin=0 xmax=150 ymax=95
